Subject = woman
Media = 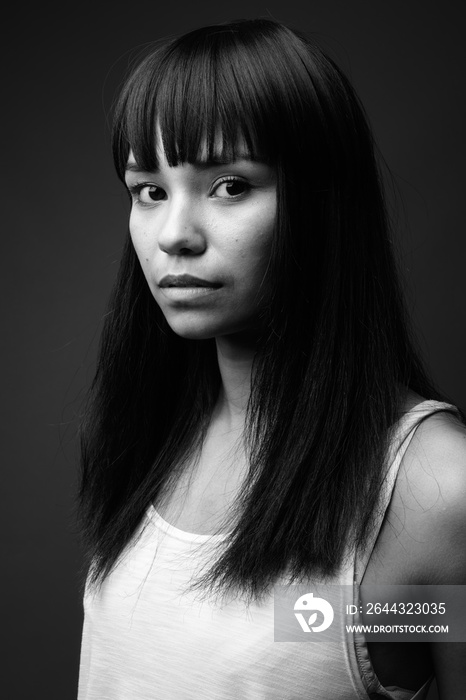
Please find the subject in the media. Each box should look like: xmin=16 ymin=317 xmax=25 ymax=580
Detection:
xmin=78 ymin=18 xmax=466 ymax=699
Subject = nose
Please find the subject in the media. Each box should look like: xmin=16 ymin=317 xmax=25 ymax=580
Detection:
xmin=157 ymin=196 xmax=206 ymax=256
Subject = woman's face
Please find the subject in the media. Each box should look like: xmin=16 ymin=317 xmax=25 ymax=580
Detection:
xmin=124 ymin=140 xmax=276 ymax=340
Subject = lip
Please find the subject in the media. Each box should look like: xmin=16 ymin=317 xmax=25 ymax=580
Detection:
xmin=158 ymin=274 xmax=222 ymax=289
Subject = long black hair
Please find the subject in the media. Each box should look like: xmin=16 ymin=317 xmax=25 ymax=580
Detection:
xmin=79 ymin=18 xmax=444 ymax=601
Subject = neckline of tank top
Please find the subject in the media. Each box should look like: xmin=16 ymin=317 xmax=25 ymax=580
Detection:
xmin=147 ymin=505 xmax=232 ymax=542
xmin=147 ymin=399 xmax=456 ymax=543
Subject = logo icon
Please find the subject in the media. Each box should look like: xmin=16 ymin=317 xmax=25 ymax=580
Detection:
xmin=294 ymin=592 xmax=334 ymax=633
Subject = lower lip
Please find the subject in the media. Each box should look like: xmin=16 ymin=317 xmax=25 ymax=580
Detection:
xmin=158 ymin=286 xmax=221 ymax=301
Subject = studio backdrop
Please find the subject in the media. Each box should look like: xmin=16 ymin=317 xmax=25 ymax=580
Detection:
xmin=3 ymin=2 xmax=465 ymax=698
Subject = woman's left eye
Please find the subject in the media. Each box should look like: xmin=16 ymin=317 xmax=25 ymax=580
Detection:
xmin=212 ymin=178 xmax=249 ymax=198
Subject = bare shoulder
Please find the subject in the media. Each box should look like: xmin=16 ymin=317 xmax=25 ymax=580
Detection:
xmin=363 ymin=407 xmax=466 ymax=699
xmin=405 ymin=415 xmax=466 ymax=700
xmin=364 ymin=406 xmax=466 ymax=585
xmin=389 ymin=408 xmax=466 ymax=584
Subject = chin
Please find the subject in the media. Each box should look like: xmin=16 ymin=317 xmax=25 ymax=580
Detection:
xmin=170 ymin=327 xmax=218 ymax=341
xmin=164 ymin=317 xmax=222 ymax=341
xmin=163 ymin=313 xmax=252 ymax=342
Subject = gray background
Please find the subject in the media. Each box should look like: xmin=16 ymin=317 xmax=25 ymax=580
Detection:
xmin=3 ymin=1 xmax=465 ymax=697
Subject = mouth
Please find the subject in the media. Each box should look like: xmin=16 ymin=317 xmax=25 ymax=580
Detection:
xmin=157 ymin=274 xmax=222 ymax=303
xmin=158 ymin=274 xmax=222 ymax=289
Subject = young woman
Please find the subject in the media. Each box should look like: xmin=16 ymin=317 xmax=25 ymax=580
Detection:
xmin=77 ymin=18 xmax=466 ymax=700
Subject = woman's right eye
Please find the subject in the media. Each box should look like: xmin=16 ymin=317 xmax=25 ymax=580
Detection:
xmin=128 ymin=184 xmax=167 ymax=205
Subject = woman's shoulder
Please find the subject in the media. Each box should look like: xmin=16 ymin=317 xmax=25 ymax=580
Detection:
xmin=393 ymin=398 xmax=466 ymax=584
xmin=402 ymin=392 xmax=466 ymax=482
xmin=365 ymin=395 xmax=466 ymax=585
xmin=398 ymin=402 xmax=466 ymax=580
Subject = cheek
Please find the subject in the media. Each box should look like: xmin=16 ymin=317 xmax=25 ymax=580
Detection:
xmin=129 ymin=222 xmax=152 ymax=264
xmin=129 ymin=237 xmax=155 ymax=294
xmin=231 ymin=223 xmax=274 ymax=297
xmin=241 ymin=210 xmax=275 ymax=264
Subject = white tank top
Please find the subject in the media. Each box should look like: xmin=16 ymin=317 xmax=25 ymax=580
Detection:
xmin=78 ymin=401 xmax=453 ymax=699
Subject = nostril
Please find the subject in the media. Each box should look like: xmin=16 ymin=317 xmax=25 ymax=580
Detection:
xmin=178 ymin=247 xmax=198 ymax=256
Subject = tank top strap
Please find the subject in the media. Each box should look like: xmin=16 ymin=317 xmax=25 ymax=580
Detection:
xmin=354 ymin=399 xmax=458 ymax=583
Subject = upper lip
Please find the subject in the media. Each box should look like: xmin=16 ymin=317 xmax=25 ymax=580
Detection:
xmin=158 ymin=274 xmax=221 ymax=288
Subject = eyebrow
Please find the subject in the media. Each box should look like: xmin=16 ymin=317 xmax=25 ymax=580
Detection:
xmin=124 ymin=155 xmax=259 ymax=173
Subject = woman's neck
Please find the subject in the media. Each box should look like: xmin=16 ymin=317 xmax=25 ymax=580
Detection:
xmin=214 ymin=334 xmax=256 ymax=427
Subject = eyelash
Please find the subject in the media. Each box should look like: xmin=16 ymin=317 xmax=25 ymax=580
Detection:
xmin=213 ymin=176 xmax=250 ymax=197
xmin=127 ymin=182 xmax=162 ymax=205
xmin=127 ymin=176 xmax=250 ymax=206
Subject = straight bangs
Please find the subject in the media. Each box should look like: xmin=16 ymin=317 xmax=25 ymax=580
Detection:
xmin=112 ymin=21 xmax=325 ymax=177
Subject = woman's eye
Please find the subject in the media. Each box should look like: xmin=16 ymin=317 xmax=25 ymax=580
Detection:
xmin=131 ymin=184 xmax=166 ymax=205
xmin=213 ymin=179 xmax=249 ymax=198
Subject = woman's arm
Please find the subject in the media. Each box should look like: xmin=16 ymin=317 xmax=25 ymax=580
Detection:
xmin=401 ymin=413 xmax=466 ymax=699
xmin=364 ymin=410 xmax=466 ymax=698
